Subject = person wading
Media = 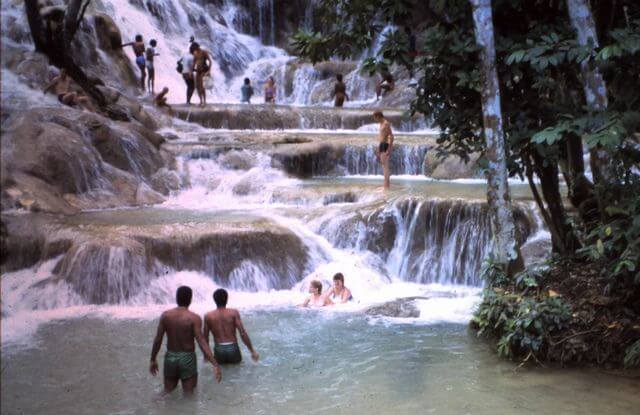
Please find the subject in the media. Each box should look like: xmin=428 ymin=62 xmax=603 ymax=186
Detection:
xmin=374 ymin=111 xmax=394 ymax=190
xmin=203 ymin=289 xmax=260 ymax=364
xmin=150 ymin=286 xmax=222 ymax=396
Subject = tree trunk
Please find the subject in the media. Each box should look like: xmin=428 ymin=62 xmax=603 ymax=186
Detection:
xmin=470 ymin=0 xmax=524 ymax=276
xmin=24 ymin=0 xmax=129 ymax=118
xmin=531 ymin=151 xmax=581 ymax=253
xmin=566 ymin=0 xmax=618 ymax=211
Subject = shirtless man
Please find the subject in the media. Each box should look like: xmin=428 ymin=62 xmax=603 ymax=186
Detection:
xmin=150 ymin=286 xmax=222 ymax=395
xmin=191 ymin=42 xmax=212 ymax=107
xmin=203 ymin=289 xmax=259 ymax=364
xmin=43 ymin=69 xmax=95 ymax=111
xmin=333 ymin=74 xmax=349 ymax=107
xmin=121 ymin=34 xmax=146 ymax=90
xmin=374 ymin=111 xmax=394 ymax=189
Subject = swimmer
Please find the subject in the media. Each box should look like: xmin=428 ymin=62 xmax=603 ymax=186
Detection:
xmin=203 ymin=289 xmax=260 ymax=365
xmin=374 ymin=110 xmax=394 ymax=189
xmin=333 ymin=74 xmax=349 ymax=107
xmin=301 ymin=280 xmax=333 ymax=307
xmin=325 ymin=273 xmax=353 ymax=304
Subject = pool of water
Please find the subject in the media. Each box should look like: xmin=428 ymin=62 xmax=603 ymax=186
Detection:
xmin=2 ymin=310 xmax=638 ymax=415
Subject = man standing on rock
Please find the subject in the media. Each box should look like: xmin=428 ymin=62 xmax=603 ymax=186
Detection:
xmin=120 ymin=34 xmax=146 ymax=90
xmin=203 ymin=289 xmax=260 ymax=364
xmin=150 ymin=286 xmax=222 ymax=395
xmin=374 ymin=110 xmax=394 ymax=190
xmin=333 ymin=74 xmax=349 ymax=107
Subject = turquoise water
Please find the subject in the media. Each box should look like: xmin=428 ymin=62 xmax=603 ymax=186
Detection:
xmin=2 ymin=309 xmax=638 ymax=415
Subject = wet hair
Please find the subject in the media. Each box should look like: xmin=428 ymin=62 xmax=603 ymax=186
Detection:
xmin=404 ymin=26 xmax=412 ymax=34
xmin=135 ymin=34 xmax=143 ymax=42
xmin=213 ymin=288 xmax=228 ymax=307
xmin=310 ymin=280 xmax=322 ymax=294
xmin=373 ymin=110 xmax=384 ymax=119
xmin=150 ymin=39 xmax=157 ymax=47
xmin=176 ymin=286 xmax=192 ymax=307
xmin=244 ymin=78 xmax=250 ymax=85
xmin=336 ymin=73 xmax=343 ymax=82
xmin=190 ymin=42 xmax=200 ymax=54
xmin=189 ymin=36 xmax=195 ymax=43
xmin=333 ymin=273 xmax=345 ymax=282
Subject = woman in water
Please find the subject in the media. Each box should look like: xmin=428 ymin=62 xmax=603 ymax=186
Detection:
xmin=301 ymin=280 xmax=333 ymax=307
xmin=374 ymin=111 xmax=394 ymax=189
xmin=264 ymin=76 xmax=276 ymax=104
xmin=325 ymin=273 xmax=353 ymax=304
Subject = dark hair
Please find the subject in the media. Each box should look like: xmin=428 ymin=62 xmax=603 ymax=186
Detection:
xmin=176 ymin=286 xmax=192 ymax=307
xmin=244 ymin=78 xmax=250 ymax=85
xmin=213 ymin=288 xmax=228 ymax=307
xmin=150 ymin=39 xmax=157 ymax=46
xmin=190 ymin=42 xmax=200 ymax=53
xmin=135 ymin=34 xmax=143 ymax=42
xmin=336 ymin=73 xmax=343 ymax=82
xmin=310 ymin=280 xmax=322 ymax=294
xmin=189 ymin=36 xmax=195 ymax=43
xmin=333 ymin=273 xmax=344 ymax=282
xmin=373 ymin=110 xmax=384 ymax=119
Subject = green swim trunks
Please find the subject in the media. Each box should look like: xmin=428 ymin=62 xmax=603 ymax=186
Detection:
xmin=164 ymin=351 xmax=197 ymax=380
xmin=214 ymin=343 xmax=242 ymax=364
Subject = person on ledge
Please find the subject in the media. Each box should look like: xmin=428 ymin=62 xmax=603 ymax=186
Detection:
xmin=374 ymin=110 xmax=394 ymax=190
xmin=325 ymin=273 xmax=353 ymax=304
xmin=333 ymin=74 xmax=349 ymax=107
xmin=264 ymin=76 xmax=276 ymax=104
xmin=150 ymin=286 xmax=222 ymax=396
xmin=120 ymin=34 xmax=146 ymax=90
xmin=241 ymin=78 xmax=254 ymax=103
xmin=203 ymin=289 xmax=260 ymax=364
xmin=301 ymin=280 xmax=333 ymax=307
xmin=43 ymin=69 xmax=95 ymax=112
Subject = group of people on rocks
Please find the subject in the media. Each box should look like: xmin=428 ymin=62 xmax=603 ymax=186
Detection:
xmin=150 ymin=273 xmax=354 ymax=395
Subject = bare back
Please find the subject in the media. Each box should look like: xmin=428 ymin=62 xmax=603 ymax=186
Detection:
xmin=204 ymin=308 xmax=241 ymax=344
xmin=53 ymin=76 xmax=72 ymax=95
xmin=379 ymin=119 xmax=393 ymax=144
xmin=162 ymin=307 xmax=200 ymax=352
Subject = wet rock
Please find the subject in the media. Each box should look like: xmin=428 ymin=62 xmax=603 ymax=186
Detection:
xmin=323 ymin=192 xmax=358 ymax=205
xmin=1 ymin=108 xmax=168 ymax=213
xmin=173 ymin=104 xmax=420 ymax=131
xmin=425 ymin=152 xmax=480 ymax=179
xmin=135 ymin=183 xmax=165 ymax=205
xmin=150 ymin=168 xmax=181 ymax=195
xmin=365 ymin=297 xmax=428 ymax=318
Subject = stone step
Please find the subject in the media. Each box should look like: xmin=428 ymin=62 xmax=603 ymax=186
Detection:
xmin=172 ymin=104 xmax=426 ymax=131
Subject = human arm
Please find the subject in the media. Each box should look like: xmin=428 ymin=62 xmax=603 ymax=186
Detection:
xmin=324 ymin=296 xmax=334 ymax=306
xmin=300 ymin=296 xmax=310 ymax=307
xmin=120 ymin=42 xmax=133 ymax=49
xmin=234 ymin=311 xmax=259 ymax=362
xmin=194 ymin=315 xmax=221 ymax=382
xmin=43 ymin=77 xmax=58 ymax=94
xmin=341 ymin=288 xmax=352 ymax=303
xmin=149 ymin=313 xmax=166 ymax=375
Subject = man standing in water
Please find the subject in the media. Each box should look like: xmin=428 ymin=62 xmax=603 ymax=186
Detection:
xmin=374 ymin=111 xmax=394 ymax=189
xmin=333 ymin=73 xmax=349 ymax=107
xmin=150 ymin=286 xmax=222 ymax=395
xmin=121 ymin=34 xmax=146 ymax=90
xmin=203 ymin=289 xmax=260 ymax=364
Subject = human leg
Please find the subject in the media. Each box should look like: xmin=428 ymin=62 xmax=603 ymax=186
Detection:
xmin=181 ymin=375 xmax=197 ymax=396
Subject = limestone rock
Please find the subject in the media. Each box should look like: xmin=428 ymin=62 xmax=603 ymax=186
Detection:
xmin=150 ymin=168 xmax=181 ymax=195
xmin=365 ymin=297 xmax=428 ymax=318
